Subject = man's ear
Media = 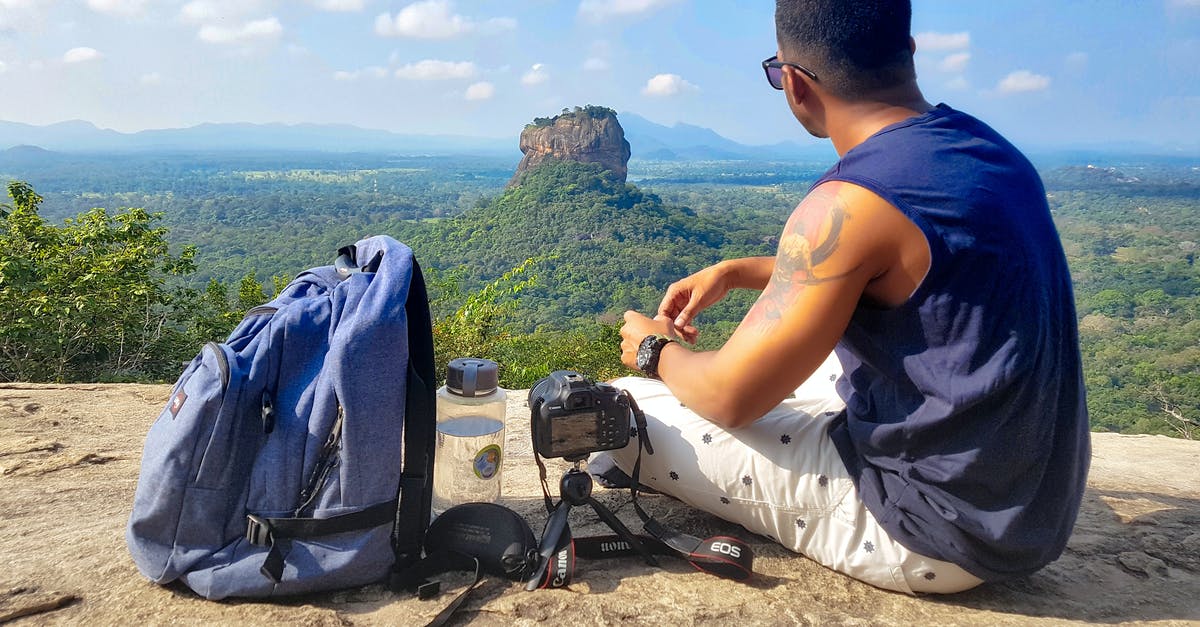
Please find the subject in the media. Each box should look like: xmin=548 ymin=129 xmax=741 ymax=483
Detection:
xmin=909 ymin=36 xmax=917 ymax=55
xmin=782 ymin=65 xmax=810 ymax=103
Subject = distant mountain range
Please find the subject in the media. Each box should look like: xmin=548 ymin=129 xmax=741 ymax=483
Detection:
xmin=0 ymin=114 xmax=837 ymax=162
xmin=617 ymin=113 xmax=835 ymax=161
xmin=0 ymin=119 xmax=516 ymax=156
xmin=5 ymin=116 xmax=1189 ymax=164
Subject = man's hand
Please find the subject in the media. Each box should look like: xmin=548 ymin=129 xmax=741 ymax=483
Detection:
xmin=657 ymin=257 xmax=775 ymax=343
xmin=619 ymin=311 xmax=678 ymax=371
xmin=656 ymin=265 xmax=730 ymax=343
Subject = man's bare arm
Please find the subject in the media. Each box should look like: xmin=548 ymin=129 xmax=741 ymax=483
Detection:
xmin=744 ymin=191 xmax=851 ymax=334
xmin=646 ymin=181 xmax=899 ymax=428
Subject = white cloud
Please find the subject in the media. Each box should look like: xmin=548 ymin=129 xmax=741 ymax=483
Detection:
xmin=583 ymin=57 xmax=609 ymax=71
xmin=996 ymin=70 xmax=1051 ymax=94
xmin=310 ymin=0 xmax=365 ymax=11
xmin=579 ymin=0 xmax=679 ymax=21
xmin=938 ymin=52 xmax=970 ymax=73
xmin=465 ymin=81 xmax=494 ymax=100
xmin=521 ymin=63 xmax=548 ymax=86
xmin=375 ymin=0 xmax=515 ymax=39
xmin=140 ymin=72 xmax=161 ymax=85
xmin=181 ymin=0 xmax=269 ymax=23
xmin=198 ymin=17 xmax=283 ymax=44
xmin=0 ymin=60 xmax=7 ymax=73
xmin=63 ymin=47 xmax=102 ymax=63
xmin=333 ymin=66 xmax=388 ymax=81
xmin=394 ymin=59 xmax=476 ymax=80
xmin=915 ymin=31 xmax=970 ymax=52
xmin=86 ymin=0 xmax=150 ymax=15
xmin=0 ymin=0 xmax=44 ymax=31
xmin=180 ymin=1 xmax=214 ymax=22
xmin=642 ymin=73 xmax=698 ymax=97
xmin=376 ymin=1 xmax=465 ymax=37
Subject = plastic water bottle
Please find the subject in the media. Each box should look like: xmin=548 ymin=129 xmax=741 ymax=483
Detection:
xmin=432 ymin=358 xmax=507 ymax=516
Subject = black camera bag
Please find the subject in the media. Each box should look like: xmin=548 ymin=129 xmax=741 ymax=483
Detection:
xmin=425 ymin=502 xmax=539 ymax=579
xmin=391 ymin=502 xmax=539 ymax=626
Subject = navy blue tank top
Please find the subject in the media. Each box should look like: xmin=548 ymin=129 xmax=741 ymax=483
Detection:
xmin=818 ymin=104 xmax=1090 ymax=580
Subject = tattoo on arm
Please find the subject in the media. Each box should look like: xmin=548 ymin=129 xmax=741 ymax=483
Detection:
xmin=745 ymin=190 xmax=851 ymax=332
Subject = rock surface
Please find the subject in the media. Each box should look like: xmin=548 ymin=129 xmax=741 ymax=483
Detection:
xmin=511 ymin=107 xmax=631 ymax=186
xmin=1 ymin=382 xmax=1199 ymax=625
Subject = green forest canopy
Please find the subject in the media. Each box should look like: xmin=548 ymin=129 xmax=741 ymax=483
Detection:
xmin=1 ymin=155 xmax=1197 ymax=438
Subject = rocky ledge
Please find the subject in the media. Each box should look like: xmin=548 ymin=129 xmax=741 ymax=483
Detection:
xmin=1 ymin=383 xmax=1198 ymax=625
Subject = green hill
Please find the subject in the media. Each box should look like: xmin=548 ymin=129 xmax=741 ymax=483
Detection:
xmin=399 ymin=160 xmax=773 ymax=332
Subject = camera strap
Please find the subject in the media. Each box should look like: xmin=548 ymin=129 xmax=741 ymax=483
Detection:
xmin=529 ymin=448 xmax=579 ymax=589
xmin=624 ymin=394 xmax=755 ymax=581
xmin=528 ymin=391 xmax=753 ymax=584
xmin=532 ymin=386 xmax=748 ymax=583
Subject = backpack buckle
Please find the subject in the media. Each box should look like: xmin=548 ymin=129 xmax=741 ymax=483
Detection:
xmin=246 ymin=515 xmax=273 ymax=547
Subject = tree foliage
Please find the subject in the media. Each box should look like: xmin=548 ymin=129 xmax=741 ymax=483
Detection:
xmin=1046 ymin=166 xmax=1200 ymax=438
xmin=2 ymin=154 xmax=1197 ymax=439
xmin=0 ymin=181 xmax=197 ymax=381
xmin=427 ymin=256 xmax=625 ymax=388
xmin=397 ymin=160 xmax=776 ymax=332
xmin=528 ymin=104 xmax=617 ymax=128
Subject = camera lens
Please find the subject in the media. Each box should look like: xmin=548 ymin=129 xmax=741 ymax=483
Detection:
xmin=528 ymin=377 xmax=548 ymax=406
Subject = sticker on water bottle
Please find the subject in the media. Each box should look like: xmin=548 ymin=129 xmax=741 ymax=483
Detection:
xmin=473 ymin=444 xmax=502 ymax=480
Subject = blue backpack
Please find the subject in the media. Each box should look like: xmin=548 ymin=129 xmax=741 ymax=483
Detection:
xmin=126 ymin=235 xmax=436 ymax=599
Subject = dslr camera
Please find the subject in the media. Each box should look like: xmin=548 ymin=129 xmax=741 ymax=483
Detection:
xmin=528 ymin=370 xmax=632 ymax=460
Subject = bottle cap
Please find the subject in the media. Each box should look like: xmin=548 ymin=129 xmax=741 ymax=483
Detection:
xmin=446 ymin=358 xmax=500 ymax=397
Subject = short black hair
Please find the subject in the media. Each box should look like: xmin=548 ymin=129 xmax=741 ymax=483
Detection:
xmin=775 ymin=0 xmax=915 ymax=99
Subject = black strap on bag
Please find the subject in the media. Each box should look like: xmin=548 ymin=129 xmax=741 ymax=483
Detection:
xmin=390 ymin=550 xmax=484 ymax=627
xmin=392 ymin=258 xmax=437 ymax=573
xmin=247 ymin=500 xmax=399 ymax=582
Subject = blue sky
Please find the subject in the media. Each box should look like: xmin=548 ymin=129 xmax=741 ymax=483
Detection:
xmin=0 ymin=0 xmax=1197 ymax=151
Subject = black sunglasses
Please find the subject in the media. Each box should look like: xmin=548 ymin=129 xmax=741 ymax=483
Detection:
xmin=762 ymin=55 xmax=818 ymax=89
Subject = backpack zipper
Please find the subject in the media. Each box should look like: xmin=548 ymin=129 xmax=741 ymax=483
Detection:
xmin=243 ymin=305 xmax=278 ymax=318
xmin=294 ymin=402 xmax=344 ymax=516
xmin=241 ymin=305 xmax=278 ymax=432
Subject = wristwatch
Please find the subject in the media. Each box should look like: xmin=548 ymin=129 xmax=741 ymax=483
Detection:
xmin=636 ymin=334 xmax=675 ymax=379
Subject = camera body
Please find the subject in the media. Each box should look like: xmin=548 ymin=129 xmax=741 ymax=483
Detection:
xmin=528 ymin=370 xmax=631 ymax=460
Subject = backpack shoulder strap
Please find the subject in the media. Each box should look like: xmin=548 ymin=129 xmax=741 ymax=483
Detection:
xmin=393 ymin=258 xmax=437 ymax=570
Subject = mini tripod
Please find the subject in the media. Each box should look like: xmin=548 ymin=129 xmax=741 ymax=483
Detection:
xmin=525 ymin=458 xmax=659 ymax=590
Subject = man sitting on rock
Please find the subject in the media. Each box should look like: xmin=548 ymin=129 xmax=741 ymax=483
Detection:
xmin=599 ymin=0 xmax=1090 ymax=594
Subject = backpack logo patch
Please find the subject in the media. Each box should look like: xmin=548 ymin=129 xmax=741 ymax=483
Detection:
xmin=169 ymin=390 xmax=188 ymax=418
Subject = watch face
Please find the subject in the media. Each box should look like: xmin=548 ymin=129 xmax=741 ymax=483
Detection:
xmin=636 ymin=342 xmax=653 ymax=370
xmin=636 ymin=335 xmax=659 ymax=373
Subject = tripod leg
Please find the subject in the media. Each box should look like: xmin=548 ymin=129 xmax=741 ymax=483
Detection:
xmin=526 ymin=502 xmax=573 ymax=590
xmin=586 ymin=497 xmax=659 ymax=567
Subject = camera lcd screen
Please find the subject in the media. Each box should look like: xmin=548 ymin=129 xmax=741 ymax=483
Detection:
xmin=548 ymin=412 xmax=602 ymax=458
